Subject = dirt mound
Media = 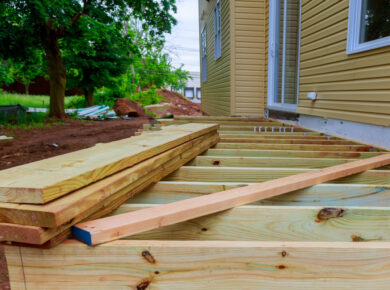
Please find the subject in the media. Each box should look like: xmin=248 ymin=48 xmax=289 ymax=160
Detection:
xmin=113 ymin=98 xmax=146 ymax=117
xmin=157 ymin=89 xmax=203 ymax=117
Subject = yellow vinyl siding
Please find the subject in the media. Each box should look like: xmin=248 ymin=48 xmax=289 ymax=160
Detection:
xmin=200 ymin=0 xmax=231 ymax=116
xmin=297 ymin=0 xmax=390 ymax=127
xmin=231 ymin=0 xmax=266 ymax=116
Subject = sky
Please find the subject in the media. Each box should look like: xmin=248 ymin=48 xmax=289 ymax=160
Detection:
xmin=164 ymin=0 xmax=200 ymax=73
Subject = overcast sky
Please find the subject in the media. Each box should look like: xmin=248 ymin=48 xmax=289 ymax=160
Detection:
xmin=164 ymin=0 xmax=200 ymax=73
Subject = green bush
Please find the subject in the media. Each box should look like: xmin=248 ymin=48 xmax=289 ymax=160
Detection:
xmin=127 ymin=87 xmax=164 ymax=107
xmin=0 ymin=111 xmax=55 ymax=129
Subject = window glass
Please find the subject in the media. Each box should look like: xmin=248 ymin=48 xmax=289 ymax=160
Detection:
xmin=201 ymin=27 xmax=207 ymax=82
xmin=184 ymin=88 xmax=194 ymax=99
xmin=360 ymin=0 xmax=390 ymax=43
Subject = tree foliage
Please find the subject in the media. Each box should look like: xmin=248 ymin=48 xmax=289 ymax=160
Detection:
xmin=0 ymin=0 xmax=177 ymax=117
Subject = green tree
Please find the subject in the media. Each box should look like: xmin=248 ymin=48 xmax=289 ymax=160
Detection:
xmin=0 ymin=0 xmax=177 ymax=117
xmin=63 ymin=20 xmax=131 ymax=106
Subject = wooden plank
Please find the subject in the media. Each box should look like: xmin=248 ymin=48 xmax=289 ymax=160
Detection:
xmin=7 ymin=240 xmax=390 ymax=289
xmin=166 ymin=166 xmax=390 ymax=184
xmin=220 ymin=138 xmax=355 ymax=145
xmin=219 ymin=131 xmax=321 ymax=136
xmin=190 ymin=156 xmax=390 ymax=169
xmin=204 ymin=148 xmax=383 ymax=159
xmin=72 ymin=154 xmax=390 ymax=245
xmin=0 ymin=132 xmax=218 ymax=227
xmin=0 ymin=136 xmax=219 ymax=245
xmin=110 ymin=204 xmax=390 ymax=242
xmin=131 ymin=182 xmax=390 ymax=207
xmin=219 ymin=134 xmax=341 ymax=140
xmin=174 ymin=116 xmax=270 ymax=122
xmin=215 ymin=142 xmax=379 ymax=152
xmin=0 ymin=123 xmax=219 ymax=204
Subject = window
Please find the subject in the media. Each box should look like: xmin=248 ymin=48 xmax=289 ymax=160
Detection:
xmin=214 ymin=0 xmax=222 ymax=59
xmin=201 ymin=27 xmax=207 ymax=82
xmin=347 ymin=0 xmax=390 ymax=54
xmin=184 ymin=87 xmax=195 ymax=99
xmin=196 ymin=88 xmax=201 ymax=100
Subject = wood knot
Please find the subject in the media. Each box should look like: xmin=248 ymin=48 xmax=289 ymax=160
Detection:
xmin=316 ymin=208 xmax=345 ymax=222
xmin=281 ymin=250 xmax=287 ymax=257
xmin=137 ymin=281 xmax=150 ymax=290
xmin=276 ymin=265 xmax=286 ymax=270
xmin=201 ymin=228 xmax=208 ymax=231
xmin=212 ymin=160 xmax=220 ymax=166
xmin=142 ymin=250 xmax=156 ymax=264
xmin=351 ymin=234 xmax=365 ymax=242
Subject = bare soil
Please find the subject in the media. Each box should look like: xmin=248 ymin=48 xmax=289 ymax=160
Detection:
xmin=158 ymin=89 xmax=203 ymax=116
xmin=0 ymin=118 xmax=150 ymax=170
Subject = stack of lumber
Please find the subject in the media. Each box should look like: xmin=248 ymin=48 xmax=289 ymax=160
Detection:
xmin=0 ymin=123 xmax=219 ymax=247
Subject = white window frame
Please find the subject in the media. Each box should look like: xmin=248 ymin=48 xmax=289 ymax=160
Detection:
xmin=267 ymin=0 xmax=302 ymax=113
xmin=201 ymin=26 xmax=207 ymax=82
xmin=347 ymin=0 xmax=390 ymax=54
xmin=213 ymin=0 xmax=222 ymax=60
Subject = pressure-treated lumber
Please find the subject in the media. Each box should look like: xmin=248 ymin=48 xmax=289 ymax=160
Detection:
xmin=110 ymin=204 xmax=390 ymax=242
xmin=7 ymin=240 xmax=390 ymax=289
xmin=204 ymin=148 xmax=383 ymax=158
xmin=166 ymin=166 xmax=390 ymax=184
xmin=72 ymin=153 xmax=390 ymax=245
xmin=0 ymin=135 xmax=219 ymax=245
xmin=215 ymin=142 xmax=377 ymax=152
xmin=0 ymin=131 xmax=218 ymax=227
xmin=0 ymin=123 xmax=218 ymax=204
xmin=219 ymin=138 xmax=354 ymax=145
xmin=132 ymin=182 xmax=390 ymax=207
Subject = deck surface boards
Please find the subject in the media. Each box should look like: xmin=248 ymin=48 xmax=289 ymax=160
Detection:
xmin=5 ymin=117 xmax=390 ymax=289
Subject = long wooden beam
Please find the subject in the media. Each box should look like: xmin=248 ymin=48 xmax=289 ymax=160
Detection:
xmin=166 ymin=166 xmax=390 ymax=184
xmin=132 ymin=182 xmax=390 ymax=207
xmin=0 ymin=132 xmax=218 ymax=227
xmin=0 ymin=136 xmax=219 ymax=245
xmin=107 ymin=204 xmax=390 ymax=242
xmin=219 ymin=125 xmax=308 ymax=132
xmin=219 ymin=138 xmax=354 ymax=145
xmin=7 ymin=240 xmax=390 ymax=288
xmin=204 ymin=148 xmax=382 ymax=158
xmin=72 ymin=154 xmax=390 ymax=245
xmin=219 ymin=134 xmax=340 ymax=140
xmin=215 ymin=142 xmax=378 ymax=152
xmin=0 ymin=123 xmax=218 ymax=204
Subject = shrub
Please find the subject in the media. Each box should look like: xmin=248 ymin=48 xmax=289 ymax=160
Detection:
xmin=127 ymin=87 xmax=164 ymax=107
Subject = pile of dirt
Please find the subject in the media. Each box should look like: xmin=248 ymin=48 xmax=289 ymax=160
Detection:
xmin=113 ymin=98 xmax=148 ymax=117
xmin=156 ymin=89 xmax=203 ymax=117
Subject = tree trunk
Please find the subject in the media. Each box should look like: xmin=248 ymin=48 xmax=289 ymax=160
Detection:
xmin=84 ymin=88 xmax=95 ymax=107
xmin=25 ymin=82 xmax=30 ymax=95
xmin=41 ymin=22 xmax=67 ymax=118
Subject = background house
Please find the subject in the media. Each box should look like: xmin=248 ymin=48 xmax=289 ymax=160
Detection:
xmin=199 ymin=0 xmax=390 ymax=148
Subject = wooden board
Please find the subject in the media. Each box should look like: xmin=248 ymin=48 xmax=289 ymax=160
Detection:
xmin=0 ymin=132 xmax=218 ymax=227
xmin=165 ymin=166 xmax=390 ymax=184
xmin=0 ymin=123 xmax=218 ymax=204
xmin=215 ymin=142 xmax=378 ymax=152
xmin=219 ymin=138 xmax=354 ymax=145
xmin=204 ymin=148 xmax=382 ymax=158
xmin=132 ymin=182 xmax=390 ymax=207
xmin=6 ymin=240 xmax=390 ymax=289
xmin=72 ymin=153 xmax=390 ymax=245
xmin=110 ymin=204 xmax=390 ymax=242
xmin=0 ymin=135 xmax=220 ymax=245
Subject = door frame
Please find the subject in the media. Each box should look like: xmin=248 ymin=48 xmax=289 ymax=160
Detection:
xmin=267 ymin=0 xmax=302 ymax=113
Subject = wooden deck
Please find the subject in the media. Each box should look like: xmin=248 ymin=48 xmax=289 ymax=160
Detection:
xmin=5 ymin=116 xmax=390 ymax=289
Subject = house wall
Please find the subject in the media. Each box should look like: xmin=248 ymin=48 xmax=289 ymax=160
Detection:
xmin=230 ymin=0 xmax=267 ymax=116
xmin=297 ymin=0 xmax=390 ymax=127
xmin=199 ymin=0 xmax=231 ymax=116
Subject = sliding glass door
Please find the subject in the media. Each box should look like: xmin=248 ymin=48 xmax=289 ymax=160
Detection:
xmin=268 ymin=0 xmax=301 ymax=112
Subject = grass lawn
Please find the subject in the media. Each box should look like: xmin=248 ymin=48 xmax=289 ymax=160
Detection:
xmin=0 ymin=93 xmax=83 ymax=108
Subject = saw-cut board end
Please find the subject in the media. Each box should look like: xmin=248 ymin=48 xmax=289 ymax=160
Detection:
xmin=72 ymin=226 xmax=92 ymax=246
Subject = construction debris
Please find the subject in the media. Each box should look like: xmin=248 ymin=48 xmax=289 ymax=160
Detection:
xmin=0 ymin=136 xmax=13 ymax=147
